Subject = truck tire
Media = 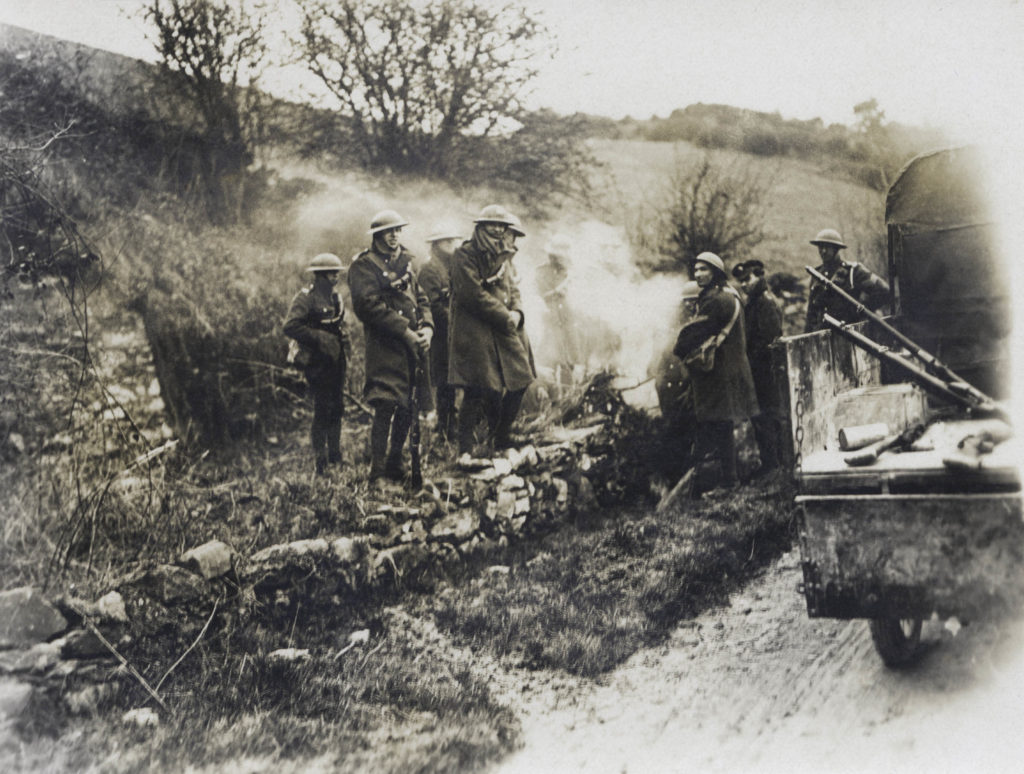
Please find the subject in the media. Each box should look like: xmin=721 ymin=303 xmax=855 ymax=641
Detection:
xmin=868 ymin=618 xmax=922 ymax=667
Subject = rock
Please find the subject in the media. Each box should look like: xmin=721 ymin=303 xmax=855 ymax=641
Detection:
xmin=495 ymin=490 xmax=516 ymax=520
xmin=348 ymin=629 xmax=370 ymax=646
xmin=373 ymin=544 xmax=432 ymax=583
xmin=514 ymin=496 xmax=531 ymax=515
xmin=243 ymin=539 xmax=330 ymax=586
xmin=0 ymin=642 xmax=61 ymax=674
xmin=397 ymin=520 xmax=428 ymax=544
xmin=485 ymin=565 xmax=510 ymax=576
xmin=123 ymin=707 xmax=160 ymax=728
xmin=430 ymin=510 xmax=480 ymax=542
xmin=497 ymin=474 xmax=526 ymax=492
xmin=180 ymin=540 xmax=234 ymax=579
xmin=267 ymin=648 xmax=310 ymax=663
xmin=7 ymin=432 xmax=26 ymax=454
xmin=552 ymin=478 xmax=570 ymax=511
xmin=60 ymin=627 xmax=125 ymax=659
xmin=330 ymin=536 xmax=368 ymax=565
xmin=0 ymin=587 xmax=68 ymax=648
xmin=576 ymin=475 xmax=598 ymax=510
xmin=96 ymin=591 xmax=129 ymax=624
xmin=64 ymin=684 xmax=113 ymax=715
xmin=120 ymin=565 xmax=209 ymax=606
xmin=0 ymin=680 xmax=33 ymax=720
xmin=510 ymin=515 xmax=528 ymax=534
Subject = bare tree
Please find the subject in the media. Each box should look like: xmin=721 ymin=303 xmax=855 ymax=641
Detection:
xmin=295 ymin=0 xmax=550 ymax=176
xmin=634 ymin=154 xmax=774 ymax=273
xmin=142 ymin=0 xmax=272 ymax=219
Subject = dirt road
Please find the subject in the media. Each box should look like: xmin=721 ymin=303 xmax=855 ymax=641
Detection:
xmin=491 ymin=549 xmax=1024 ymax=774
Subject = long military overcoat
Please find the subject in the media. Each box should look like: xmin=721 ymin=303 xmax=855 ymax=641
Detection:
xmin=348 ymin=245 xmax=433 ymax=408
xmin=448 ymin=240 xmax=535 ymax=392
xmin=674 ymin=284 xmax=759 ymax=423
xmin=418 ymin=253 xmax=453 ymax=392
xmin=743 ymin=277 xmax=783 ymax=416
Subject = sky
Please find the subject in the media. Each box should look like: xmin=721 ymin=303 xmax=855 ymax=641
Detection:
xmin=1 ymin=0 xmax=1023 ymax=143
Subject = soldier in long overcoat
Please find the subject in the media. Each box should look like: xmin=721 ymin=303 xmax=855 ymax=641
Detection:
xmin=735 ymin=259 xmax=783 ymax=472
xmin=804 ymin=228 xmax=889 ymax=332
xmin=283 ymin=253 xmax=350 ymax=476
xmin=673 ymin=252 xmax=759 ymax=493
xmin=418 ymin=224 xmax=462 ymax=443
xmin=449 ymin=205 xmax=536 ymax=456
xmin=348 ymin=209 xmax=433 ymax=485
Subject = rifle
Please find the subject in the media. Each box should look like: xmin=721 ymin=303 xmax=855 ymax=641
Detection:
xmin=406 ymin=344 xmax=424 ymax=492
xmin=823 ymin=314 xmax=1008 ymax=421
xmin=843 ymin=423 xmax=925 ymax=466
xmin=806 ymin=265 xmax=997 ymax=410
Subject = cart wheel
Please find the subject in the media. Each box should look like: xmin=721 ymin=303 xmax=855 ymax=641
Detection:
xmin=868 ymin=618 xmax=923 ymax=667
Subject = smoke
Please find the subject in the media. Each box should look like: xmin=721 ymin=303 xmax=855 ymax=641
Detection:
xmin=271 ymin=163 xmax=684 ymax=406
xmin=514 ymin=219 xmax=685 ymax=391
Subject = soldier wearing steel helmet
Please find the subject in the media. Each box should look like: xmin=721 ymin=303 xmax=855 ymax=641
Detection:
xmin=804 ymin=228 xmax=889 ymax=333
xmin=673 ymin=252 xmax=758 ymax=495
xmin=283 ymin=253 xmax=351 ymax=476
xmin=449 ymin=204 xmax=536 ymax=457
xmin=418 ymin=222 xmax=463 ymax=443
xmin=348 ymin=210 xmax=434 ymax=487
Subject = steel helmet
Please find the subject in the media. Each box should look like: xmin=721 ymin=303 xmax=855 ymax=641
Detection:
xmin=680 ymin=280 xmax=701 ymax=300
xmin=694 ymin=251 xmax=725 ymax=274
xmin=307 ymin=253 xmax=344 ymax=272
xmin=508 ymin=213 xmax=526 ymax=237
xmin=368 ymin=209 xmax=409 ymax=235
xmin=473 ymin=204 xmax=518 ymax=226
xmin=809 ymin=228 xmax=847 ymax=249
xmin=425 ymin=223 xmax=463 ymax=243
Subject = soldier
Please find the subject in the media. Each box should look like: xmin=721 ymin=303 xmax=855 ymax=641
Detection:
xmin=737 ymin=259 xmax=784 ymax=473
xmin=535 ymin=236 xmax=580 ymax=384
xmin=283 ymin=253 xmax=350 ymax=476
xmin=449 ymin=204 xmax=536 ymax=457
xmin=673 ymin=252 xmax=759 ymax=495
xmin=418 ymin=224 xmax=463 ymax=443
xmin=804 ymin=228 xmax=889 ymax=333
xmin=348 ymin=210 xmax=433 ymax=487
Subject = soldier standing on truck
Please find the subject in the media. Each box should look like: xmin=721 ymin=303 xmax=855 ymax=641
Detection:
xmin=418 ymin=224 xmax=463 ymax=444
xmin=283 ymin=253 xmax=350 ymax=477
xmin=348 ymin=210 xmax=433 ymax=489
xmin=734 ymin=259 xmax=783 ymax=474
xmin=804 ymin=228 xmax=889 ymax=333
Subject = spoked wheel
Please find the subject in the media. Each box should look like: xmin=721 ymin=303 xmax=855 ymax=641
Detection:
xmin=868 ymin=618 xmax=923 ymax=668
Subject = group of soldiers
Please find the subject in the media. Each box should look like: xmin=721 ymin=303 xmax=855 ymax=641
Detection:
xmin=664 ymin=228 xmax=889 ymax=496
xmin=283 ymin=204 xmax=535 ymax=487
xmin=284 ymin=210 xmax=890 ymax=496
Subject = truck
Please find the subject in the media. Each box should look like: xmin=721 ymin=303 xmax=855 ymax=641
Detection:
xmin=778 ymin=146 xmax=1023 ymax=666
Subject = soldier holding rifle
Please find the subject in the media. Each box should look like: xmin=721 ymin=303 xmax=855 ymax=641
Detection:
xmin=804 ymin=228 xmax=889 ymax=333
xmin=349 ymin=210 xmax=433 ymax=488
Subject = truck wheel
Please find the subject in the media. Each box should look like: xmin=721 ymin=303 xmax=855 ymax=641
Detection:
xmin=868 ymin=618 xmax=922 ymax=667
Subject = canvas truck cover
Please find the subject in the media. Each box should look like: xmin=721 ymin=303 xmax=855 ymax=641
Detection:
xmin=885 ymin=146 xmax=1012 ymax=398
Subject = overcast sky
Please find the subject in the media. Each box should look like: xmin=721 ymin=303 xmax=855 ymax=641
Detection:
xmin=2 ymin=0 xmax=1023 ymax=144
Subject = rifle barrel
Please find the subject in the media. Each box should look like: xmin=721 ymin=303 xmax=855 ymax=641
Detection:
xmin=822 ymin=314 xmax=1001 ymax=416
xmin=807 ymin=266 xmax=997 ymax=408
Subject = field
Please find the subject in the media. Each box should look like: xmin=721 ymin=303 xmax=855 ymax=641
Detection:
xmin=0 ymin=42 xmax=895 ymax=767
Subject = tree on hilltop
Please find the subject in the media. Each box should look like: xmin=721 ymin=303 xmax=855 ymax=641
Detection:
xmin=142 ymin=0 xmax=273 ymax=221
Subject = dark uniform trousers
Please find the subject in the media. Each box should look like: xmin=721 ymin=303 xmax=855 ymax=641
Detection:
xmin=306 ymin=358 xmax=346 ymax=472
xmin=458 ymin=386 xmax=526 ymax=455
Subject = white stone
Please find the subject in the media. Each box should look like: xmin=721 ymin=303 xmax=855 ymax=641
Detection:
xmin=497 ymin=475 xmax=526 ymax=492
xmin=96 ymin=591 xmax=128 ymax=623
xmin=268 ymin=648 xmax=310 ymax=663
xmin=123 ymin=707 xmax=160 ymax=728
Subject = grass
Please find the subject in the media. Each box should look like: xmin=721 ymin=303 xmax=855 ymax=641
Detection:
xmin=427 ymin=476 xmax=796 ymax=677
